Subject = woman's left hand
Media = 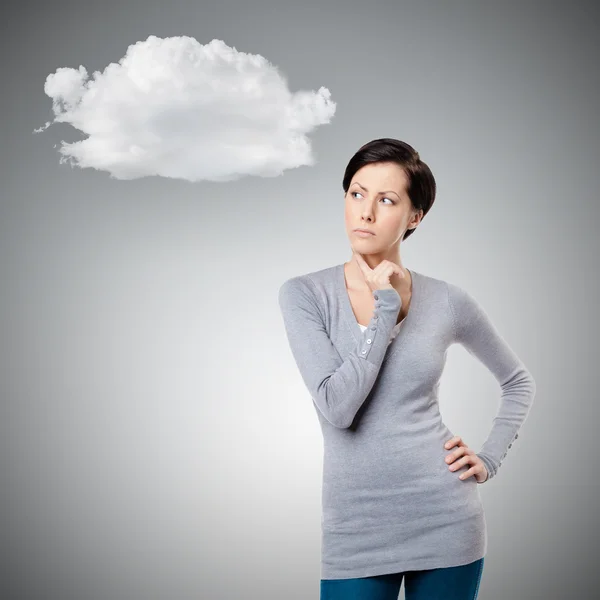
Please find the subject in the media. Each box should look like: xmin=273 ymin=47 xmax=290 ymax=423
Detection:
xmin=444 ymin=436 xmax=488 ymax=483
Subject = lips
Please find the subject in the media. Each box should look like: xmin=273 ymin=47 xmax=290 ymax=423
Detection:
xmin=354 ymin=229 xmax=374 ymax=235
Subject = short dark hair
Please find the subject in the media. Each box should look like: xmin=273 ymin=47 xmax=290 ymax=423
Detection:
xmin=342 ymin=138 xmax=437 ymax=241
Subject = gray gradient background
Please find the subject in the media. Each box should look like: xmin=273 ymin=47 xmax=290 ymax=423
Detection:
xmin=2 ymin=1 xmax=598 ymax=599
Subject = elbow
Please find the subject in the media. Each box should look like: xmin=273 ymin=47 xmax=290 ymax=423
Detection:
xmin=326 ymin=417 xmax=353 ymax=429
xmin=513 ymin=367 xmax=537 ymax=398
xmin=526 ymin=371 xmax=537 ymax=397
xmin=328 ymin=414 xmax=354 ymax=429
xmin=319 ymin=399 xmax=353 ymax=429
xmin=315 ymin=383 xmax=354 ymax=429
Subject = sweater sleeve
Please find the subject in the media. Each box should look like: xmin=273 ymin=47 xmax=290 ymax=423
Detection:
xmin=447 ymin=282 xmax=536 ymax=483
xmin=278 ymin=275 xmax=402 ymax=429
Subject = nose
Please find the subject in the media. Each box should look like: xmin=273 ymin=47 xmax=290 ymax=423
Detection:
xmin=361 ymin=205 xmax=373 ymax=220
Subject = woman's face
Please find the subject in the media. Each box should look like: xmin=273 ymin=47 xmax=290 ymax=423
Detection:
xmin=344 ymin=161 xmax=420 ymax=253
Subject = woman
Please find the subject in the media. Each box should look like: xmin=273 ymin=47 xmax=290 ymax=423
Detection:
xmin=278 ymin=138 xmax=536 ymax=600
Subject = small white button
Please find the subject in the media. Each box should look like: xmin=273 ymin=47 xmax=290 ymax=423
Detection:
xmin=374 ymin=294 xmax=379 ymax=300
xmin=361 ymin=349 xmax=366 ymax=354
xmin=366 ymin=339 xmax=372 ymax=344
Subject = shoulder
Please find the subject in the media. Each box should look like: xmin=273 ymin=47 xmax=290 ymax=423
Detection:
xmin=412 ymin=269 xmax=459 ymax=304
xmin=441 ymin=277 xmax=493 ymax=341
xmin=414 ymin=270 xmax=481 ymax=326
xmin=414 ymin=270 xmax=473 ymax=302
xmin=278 ymin=264 xmax=338 ymax=309
xmin=444 ymin=278 xmax=481 ymax=312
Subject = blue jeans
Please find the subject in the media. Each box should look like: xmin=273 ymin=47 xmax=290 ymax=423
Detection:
xmin=320 ymin=557 xmax=484 ymax=600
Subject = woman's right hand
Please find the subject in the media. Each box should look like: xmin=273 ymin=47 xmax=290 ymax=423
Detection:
xmin=353 ymin=250 xmax=406 ymax=292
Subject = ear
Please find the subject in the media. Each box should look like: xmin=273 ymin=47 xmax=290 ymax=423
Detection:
xmin=411 ymin=209 xmax=424 ymax=228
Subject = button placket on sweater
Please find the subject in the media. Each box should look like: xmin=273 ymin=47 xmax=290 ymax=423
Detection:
xmin=499 ymin=432 xmax=520 ymax=466
xmin=361 ymin=294 xmax=380 ymax=357
xmin=357 ymin=287 xmax=404 ymax=365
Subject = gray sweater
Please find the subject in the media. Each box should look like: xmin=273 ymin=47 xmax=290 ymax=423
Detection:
xmin=278 ymin=263 xmax=536 ymax=580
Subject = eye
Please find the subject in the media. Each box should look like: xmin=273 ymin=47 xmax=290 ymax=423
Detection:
xmin=351 ymin=191 xmax=395 ymax=205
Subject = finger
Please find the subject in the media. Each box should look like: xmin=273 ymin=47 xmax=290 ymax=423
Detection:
xmin=458 ymin=466 xmax=476 ymax=480
xmin=371 ymin=262 xmax=396 ymax=285
xmin=444 ymin=436 xmax=462 ymax=449
xmin=445 ymin=447 xmax=462 ymax=463
xmin=352 ymin=251 xmax=367 ymax=270
xmin=448 ymin=454 xmax=470 ymax=470
xmin=373 ymin=261 xmax=403 ymax=280
xmin=374 ymin=264 xmax=404 ymax=291
xmin=353 ymin=252 xmax=372 ymax=277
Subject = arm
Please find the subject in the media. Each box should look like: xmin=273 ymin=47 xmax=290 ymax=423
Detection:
xmin=447 ymin=282 xmax=536 ymax=483
xmin=278 ymin=275 xmax=401 ymax=428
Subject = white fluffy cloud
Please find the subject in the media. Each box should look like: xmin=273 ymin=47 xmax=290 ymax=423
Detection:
xmin=34 ymin=36 xmax=336 ymax=182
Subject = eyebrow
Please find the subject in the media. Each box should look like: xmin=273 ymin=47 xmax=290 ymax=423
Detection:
xmin=352 ymin=182 xmax=400 ymax=198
